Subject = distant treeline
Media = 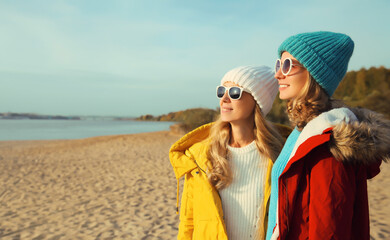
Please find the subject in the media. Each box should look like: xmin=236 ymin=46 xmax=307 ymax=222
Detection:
xmin=137 ymin=108 xmax=219 ymax=133
xmin=139 ymin=66 xmax=389 ymax=132
xmin=334 ymin=66 xmax=390 ymax=117
xmin=0 ymin=112 xmax=81 ymax=120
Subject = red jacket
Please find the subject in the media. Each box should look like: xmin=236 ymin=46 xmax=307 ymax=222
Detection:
xmin=273 ymin=108 xmax=389 ymax=240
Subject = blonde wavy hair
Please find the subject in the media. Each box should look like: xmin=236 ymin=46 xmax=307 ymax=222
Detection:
xmin=287 ymin=74 xmax=335 ymax=131
xmin=206 ymin=104 xmax=284 ymax=190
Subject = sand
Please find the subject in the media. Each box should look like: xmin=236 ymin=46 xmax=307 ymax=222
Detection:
xmin=0 ymin=131 xmax=181 ymax=240
xmin=0 ymin=131 xmax=389 ymax=239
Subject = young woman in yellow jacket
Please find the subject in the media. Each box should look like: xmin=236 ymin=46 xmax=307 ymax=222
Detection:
xmin=170 ymin=66 xmax=290 ymax=240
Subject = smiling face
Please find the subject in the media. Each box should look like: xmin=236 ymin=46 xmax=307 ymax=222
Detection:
xmin=275 ymin=52 xmax=310 ymax=100
xmin=219 ymin=81 xmax=256 ymax=125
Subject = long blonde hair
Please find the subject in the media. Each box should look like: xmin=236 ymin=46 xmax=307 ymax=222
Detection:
xmin=287 ymin=75 xmax=333 ymax=131
xmin=206 ymin=104 xmax=284 ymax=190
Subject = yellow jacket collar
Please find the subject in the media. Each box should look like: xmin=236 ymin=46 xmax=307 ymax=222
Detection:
xmin=169 ymin=123 xmax=213 ymax=179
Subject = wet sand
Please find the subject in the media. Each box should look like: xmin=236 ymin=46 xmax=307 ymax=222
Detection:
xmin=0 ymin=131 xmax=388 ymax=239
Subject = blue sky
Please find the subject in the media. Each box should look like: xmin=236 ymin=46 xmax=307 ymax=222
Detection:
xmin=1 ymin=0 xmax=389 ymax=117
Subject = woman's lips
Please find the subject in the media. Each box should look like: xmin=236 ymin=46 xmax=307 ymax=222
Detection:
xmin=279 ymin=84 xmax=289 ymax=89
xmin=221 ymin=107 xmax=233 ymax=112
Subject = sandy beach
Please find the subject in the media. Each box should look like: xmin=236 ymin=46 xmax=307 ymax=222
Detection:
xmin=0 ymin=131 xmax=389 ymax=239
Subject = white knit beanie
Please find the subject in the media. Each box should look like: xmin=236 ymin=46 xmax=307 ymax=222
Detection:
xmin=220 ymin=66 xmax=278 ymax=116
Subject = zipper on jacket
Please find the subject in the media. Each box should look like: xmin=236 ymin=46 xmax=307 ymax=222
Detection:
xmin=176 ymin=179 xmax=180 ymax=214
xmin=194 ymin=159 xmax=223 ymax=203
xmin=194 ymin=160 xmax=207 ymax=174
xmin=194 ymin=160 xmax=226 ymax=221
xmin=285 ymin=179 xmax=289 ymax=233
xmin=175 ymin=160 xmax=205 ymax=215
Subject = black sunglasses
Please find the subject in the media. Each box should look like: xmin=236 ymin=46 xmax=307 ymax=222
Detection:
xmin=216 ymin=85 xmax=249 ymax=100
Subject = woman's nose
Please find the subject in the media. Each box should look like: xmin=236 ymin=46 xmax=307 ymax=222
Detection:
xmin=222 ymin=91 xmax=230 ymax=102
xmin=274 ymin=68 xmax=285 ymax=80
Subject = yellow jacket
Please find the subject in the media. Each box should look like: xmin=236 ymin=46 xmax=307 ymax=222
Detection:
xmin=169 ymin=123 xmax=276 ymax=240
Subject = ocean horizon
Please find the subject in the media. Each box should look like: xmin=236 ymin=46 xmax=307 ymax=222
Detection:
xmin=0 ymin=119 xmax=176 ymax=141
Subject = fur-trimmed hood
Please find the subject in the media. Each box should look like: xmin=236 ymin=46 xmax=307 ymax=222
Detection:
xmin=293 ymin=107 xmax=389 ymax=171
xmin=330 ymin=107 xmax=390 ymax=165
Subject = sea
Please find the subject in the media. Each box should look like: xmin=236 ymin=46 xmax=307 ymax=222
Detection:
xmin=0 ymin=119 xmax=176 ymax=141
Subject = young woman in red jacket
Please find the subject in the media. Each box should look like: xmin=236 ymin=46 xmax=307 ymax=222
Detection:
xmin=265 ymin=31 xmax=390 ymax=240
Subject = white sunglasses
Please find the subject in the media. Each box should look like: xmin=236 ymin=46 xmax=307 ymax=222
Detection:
xmin=216 ymin=85 xmax=249 ymax=100
xmin=275 ymin=58 xmax=304 ymax=76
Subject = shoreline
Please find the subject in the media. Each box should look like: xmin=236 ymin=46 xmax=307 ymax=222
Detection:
xmin=0 ymin=130 xmax=179 ymax=142
xmin=0 ymin=119 xmax=177 ymax=141
xmin=0 ymin=131 xmax=388 ymax=239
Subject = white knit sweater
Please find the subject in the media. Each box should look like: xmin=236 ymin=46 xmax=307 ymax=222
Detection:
xmin=219 ymin=141 xmax=268 ymax=240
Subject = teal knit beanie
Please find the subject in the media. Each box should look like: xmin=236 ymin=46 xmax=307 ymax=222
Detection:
xmin=278 ymin=31 xmax=354 ymax=96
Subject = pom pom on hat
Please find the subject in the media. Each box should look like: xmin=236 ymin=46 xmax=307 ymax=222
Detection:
xmin=278 ymin=31 xmax=354 ymax=96
xmin=220 ymin=66 xmax=278 ymax=116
